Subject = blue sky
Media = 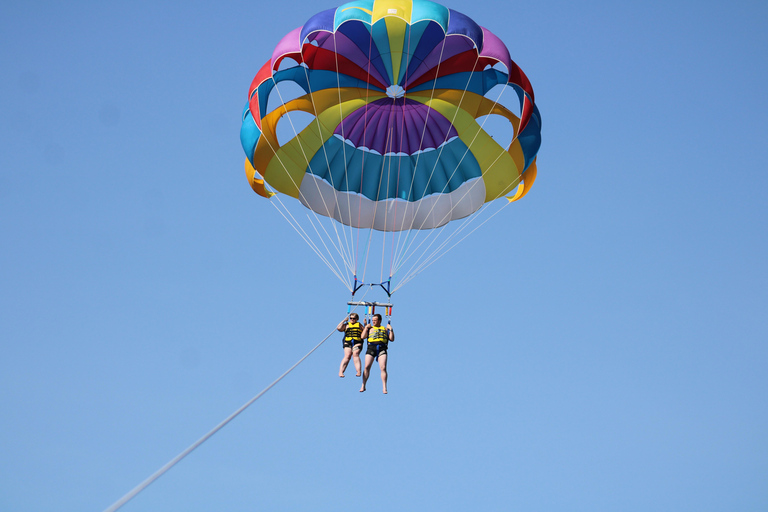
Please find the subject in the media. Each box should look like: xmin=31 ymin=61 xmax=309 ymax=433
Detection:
xmin=1 ymin=1 xmax=766 ymax=511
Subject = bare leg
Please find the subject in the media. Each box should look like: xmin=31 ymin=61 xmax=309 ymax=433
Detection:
xmin=360 ymin=354 xmax=374 ymax=392
xmin=339 ymin=347 xmax=352 ymax=377
xmin=352 ymin=346 xmax=362 ymax=377
xmin=378 ymin=353 xmax=388 ymax=394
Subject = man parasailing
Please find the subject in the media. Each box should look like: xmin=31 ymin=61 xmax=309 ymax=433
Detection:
xmin=359 ymin=314 xmax=394 ymax=394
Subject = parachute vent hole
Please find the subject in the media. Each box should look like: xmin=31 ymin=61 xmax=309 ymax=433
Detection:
xmin=277 ymin=57 xmax=300 ymax=71
xmin=276 ymin=110 xmax=316 ymax=146
xmin=492 ymin=61 xmax=508 ymax=73
xmin=476 ymin=114 xmax=515 ymax=150
xmin=266 ymin=81 xmax=308 ymax=115
xmin=483 ymin=83 xmax=522 ymax=119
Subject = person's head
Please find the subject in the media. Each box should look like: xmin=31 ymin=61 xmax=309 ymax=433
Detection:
xmin=349 ymin=313 xmax=359 ymax=322
xmin=372 ymin=314 xmax=382 ymax=325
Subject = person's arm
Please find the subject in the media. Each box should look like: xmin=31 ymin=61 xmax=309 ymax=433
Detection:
xmin=336 ymin=317 xmax=348 ymax=332
xmin=386 ymin=324 xmax=394 ymax=341
xmin=361 ymin=324 xmax=371 ymax=339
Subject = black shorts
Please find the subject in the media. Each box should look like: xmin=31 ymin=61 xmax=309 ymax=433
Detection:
xmin=366 ymin=342 xmax=388 ymax=359
xmin=343 ymin=339 xmax=363 ymax=350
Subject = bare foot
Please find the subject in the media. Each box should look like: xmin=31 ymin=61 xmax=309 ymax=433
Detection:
xmin=383 ymin=389 xmax=388 ymax=394
xmin=356 ymin=372 xmax=361 ymax=377
xmin=359 ymin=386 xmax=366 ymax=392
xmin=339 ymin=373 xmax=345 ymax=378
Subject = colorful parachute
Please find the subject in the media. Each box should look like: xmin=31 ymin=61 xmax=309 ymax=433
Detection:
xmin=240 ymin=0 xmax=541 ymax=293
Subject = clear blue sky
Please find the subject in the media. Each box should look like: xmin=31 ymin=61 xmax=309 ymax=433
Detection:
xmin=1 ymin=1 xmax=766 ymax=511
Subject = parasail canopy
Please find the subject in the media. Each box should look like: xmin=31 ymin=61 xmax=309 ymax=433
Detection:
xmin=240 ymin=0 xmax=542 ymax=294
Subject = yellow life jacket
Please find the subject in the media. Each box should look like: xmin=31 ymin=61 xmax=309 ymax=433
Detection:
xmin=344 ymin=322 xmax=362 ymax=342
xmin=368 ymin=325 xmax=388 ymax=344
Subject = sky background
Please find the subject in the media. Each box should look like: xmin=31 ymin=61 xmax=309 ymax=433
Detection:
xmin=1 ymin=0 xmax=767 ymax=511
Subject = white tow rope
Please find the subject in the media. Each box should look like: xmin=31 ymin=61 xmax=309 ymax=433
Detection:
xmin=102 ymin=328 xmax=337 ymax=512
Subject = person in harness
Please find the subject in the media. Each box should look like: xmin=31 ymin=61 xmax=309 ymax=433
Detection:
xmin=359 ymin=314 xmax=394 ymax=394
xmin=337 ymin=313 xmax=363 ymax=378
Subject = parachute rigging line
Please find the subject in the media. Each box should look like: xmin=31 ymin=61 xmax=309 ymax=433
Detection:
xmin=390 ymin=49 xmax=482 ymax=278
xmin=390 ymin=80 xmax=521 ymax=286
xmin=267 ymin=194 xmax=351 ymax=289
xmin=102 ymin=328 xmax=337 ymax=512
xmin=261 ymin=65 xmax=363 ymax=285
xmin=306 ymin=211 xmax=354 ymax=280
xmin=393 ymin=195 xmax=516 ymax=292
xmin=295 ymin=51 xmax=354 ymax=270
xmin=274 ymin=72 xmax=354 ymax=276
xmin=256 ymin=98 xmax=357 ymax=287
